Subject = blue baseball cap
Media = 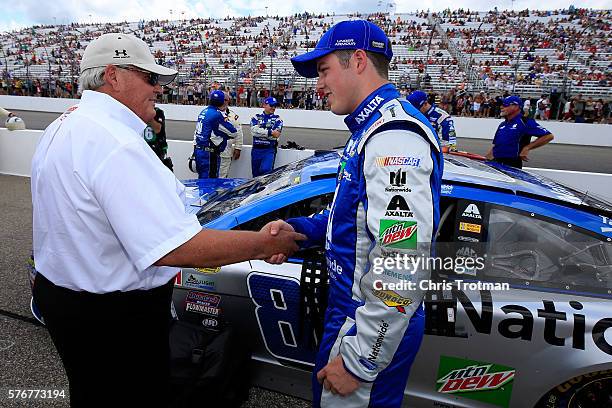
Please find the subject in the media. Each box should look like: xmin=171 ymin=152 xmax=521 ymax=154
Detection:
xmin=407 ymin=90 xmax=429 ymax=109
xmin=209 ymin=90 xmax=225 ymax=106
xmin=291 ymin=20 xmax=393 ymax=78
xmin=264 ymin=96 xmax=279 ymax=107
xmin=503 ymin=95 xmax=523 ymax=108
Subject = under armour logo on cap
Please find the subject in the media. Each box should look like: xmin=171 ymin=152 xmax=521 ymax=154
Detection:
xmin=114 ymin=49 xmax=128 ymax=58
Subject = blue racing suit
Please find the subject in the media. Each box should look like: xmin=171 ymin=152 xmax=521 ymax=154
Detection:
xmin=424 ymin=104 xmax=457 ymax=151
xmin=287 ymin=83 xmax=443 ymax=408
xmin=193 ymin=106 xmax=237 ymax=178
xmin=250 ymin=111 xmax=283 ymax=176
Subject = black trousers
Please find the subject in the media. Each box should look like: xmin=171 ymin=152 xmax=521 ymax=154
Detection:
xmin=33 ymin=273 xmax=174 ymax=408
xmin=493 ymin=157 xmax=523 ymax=169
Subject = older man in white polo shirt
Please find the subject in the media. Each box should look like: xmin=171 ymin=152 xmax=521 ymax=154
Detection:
xmin=31 ymin=33 xmax=303 ymax=407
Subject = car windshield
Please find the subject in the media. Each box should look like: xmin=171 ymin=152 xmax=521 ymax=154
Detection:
xmin=196 ymin=159 xmax=311 ymax=224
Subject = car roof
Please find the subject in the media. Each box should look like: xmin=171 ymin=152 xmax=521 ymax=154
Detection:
xmin=442 ymin=154 xmax=612 ymax=214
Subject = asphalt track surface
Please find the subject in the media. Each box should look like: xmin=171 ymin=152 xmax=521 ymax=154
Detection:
xmin=10 ymin=109 xmax=612 ymax=173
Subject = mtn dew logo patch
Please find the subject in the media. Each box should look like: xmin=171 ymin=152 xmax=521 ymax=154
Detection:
xmin=436 ymin=356 xmax=515 ymax=408
xmin=379 ymin=220 xmax=417 ymax=249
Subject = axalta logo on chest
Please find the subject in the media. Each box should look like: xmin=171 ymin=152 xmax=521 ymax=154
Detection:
xmin=355 ymin=96 xmax=385 ymax=124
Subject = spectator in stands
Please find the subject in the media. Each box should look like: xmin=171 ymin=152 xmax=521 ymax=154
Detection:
xmin=408 ymin=90 xmax=458 ymax=152
xmin=562 ymin=98 xmax=573 ymax=121
xmin=250 ymin=96 xmax=283 ymax=176
xmin=573 ymin=95 xmax=585 ymax=123
xmin=192 ymin=90 xmax=238 ymax=178
xmin=219 ymin=95 xmax=243 ymax=178
xmin=144 ymin=107 xmax=173 ymax=171
xmin=523 ymin=98 xmax=531 ymax=117
xmin=486 ymin=95 xmax=554 ymax=169
xmin=534 ymin=94 xmax=548 ymax=120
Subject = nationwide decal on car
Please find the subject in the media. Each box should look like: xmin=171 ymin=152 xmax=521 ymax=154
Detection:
xmin=195 ymin=267 xmax=221 ymax=274
xmin=379 ymin=220 xmax=418 ymax=249
xmin=424 ymin=289 xmax=612 ymax=357
xmin=375 ymin=156 xmax=421 ymax=168
xmin=184 ymin=273 xmax=216 ymax=291
xmin=185 ymin=291 xmax=221 ymax=316
xmin=385 ymin=195 xmax=414 ymax=217
xmin=436 ymin=355 xmax=515 ymax=408
xmin=373 ymin=289 xmax=412 ymax=313
xmin=459 ymin=222 xmax=482 ymax=233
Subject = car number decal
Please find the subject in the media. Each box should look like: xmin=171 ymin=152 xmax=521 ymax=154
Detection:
xmin=247 ymin=272 xmax=316 ymax=366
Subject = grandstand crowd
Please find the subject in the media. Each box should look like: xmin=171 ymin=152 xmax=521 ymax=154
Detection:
xmin=1 ymin=7 xmax=610 ymax=122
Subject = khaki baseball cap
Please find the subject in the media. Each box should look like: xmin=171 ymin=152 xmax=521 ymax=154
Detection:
xmin=80 ymin=33 xmax=177 ymax=85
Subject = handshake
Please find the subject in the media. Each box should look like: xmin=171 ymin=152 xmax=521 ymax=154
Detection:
xmin=258 ymin=220 xmax=306 ymax=264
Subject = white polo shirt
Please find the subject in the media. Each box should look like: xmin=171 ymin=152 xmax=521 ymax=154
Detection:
xmin=31 ymin=90 xmax=202 ymax=293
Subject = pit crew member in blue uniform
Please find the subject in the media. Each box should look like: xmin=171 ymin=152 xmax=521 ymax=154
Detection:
xmin=407 ymin=90 xmax=457 ymax=152
xmin=485 ymin=95 xmax=554 ymax=169
xmin=288 ymin=20 xmax=443 ymax=408
xmin=193 ymin=90 xmax=237 ymax=178
xmin=250 ymin=96 xmax=283 ymax=176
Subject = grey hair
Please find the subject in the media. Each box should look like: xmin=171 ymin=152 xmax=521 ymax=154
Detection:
xmin=78 ymin=66 xmax=107 ymax=93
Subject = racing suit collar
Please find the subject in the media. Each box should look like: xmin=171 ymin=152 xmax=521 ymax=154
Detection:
xmin=344 ymin=83 xmax=400 ymax=133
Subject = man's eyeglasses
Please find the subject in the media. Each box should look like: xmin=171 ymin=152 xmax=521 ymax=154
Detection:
xmin=116 ymin=65 xmax=160 ymax=86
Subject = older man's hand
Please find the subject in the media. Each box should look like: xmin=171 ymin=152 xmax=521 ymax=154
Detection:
xmin=260 ymin=220 xmax=305 ymax=263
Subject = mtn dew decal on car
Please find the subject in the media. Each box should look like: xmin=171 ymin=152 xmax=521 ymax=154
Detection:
xmin=379 ymin=220 xmax=417 ymax=249
xmin=436 ymin=355 xmax=515 ymax=408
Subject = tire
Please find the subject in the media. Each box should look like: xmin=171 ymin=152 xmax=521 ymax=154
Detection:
xmin=534 ymin=370 xmax=612 ymax=408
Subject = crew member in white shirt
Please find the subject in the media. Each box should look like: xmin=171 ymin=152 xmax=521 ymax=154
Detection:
xmin=31 ymin=33 xmax=304 ymax=408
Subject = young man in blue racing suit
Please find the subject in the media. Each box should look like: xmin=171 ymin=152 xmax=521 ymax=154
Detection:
xmin=287 ymin=20 xmax=443 ymax=408
xmin=250 ymin=96 xmax=283 ymax=176
xmin=407 ymin=90 xmax=457 ymax=153
xmin=192 ymin=90 xmax=237 ymax=178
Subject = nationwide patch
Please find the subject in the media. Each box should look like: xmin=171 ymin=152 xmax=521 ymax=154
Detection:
xmin=375 ymin=156 xmax=421 ymax=167
xmin=373 ymin=289 xmax=412 ymax=313
xmin=459 ymin=222 xmax=482 ymax=233
xmin=436 ymin=355 xmax=515 ymax=408
xmin=379 ymin=220 xmax=417 ymax=249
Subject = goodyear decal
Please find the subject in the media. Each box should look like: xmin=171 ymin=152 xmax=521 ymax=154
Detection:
xmin=436 ymin=355 xmax=515 ymax=408
xmin=373 ymin=289 xmax=412 ymax=313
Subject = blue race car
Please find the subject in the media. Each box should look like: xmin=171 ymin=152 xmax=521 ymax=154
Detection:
xmin=32 ymin=151 xmax=612 ymax=408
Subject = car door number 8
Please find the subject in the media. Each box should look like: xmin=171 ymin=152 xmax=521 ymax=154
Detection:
xmin=247 ymin=272 xmax=316 ymax=366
